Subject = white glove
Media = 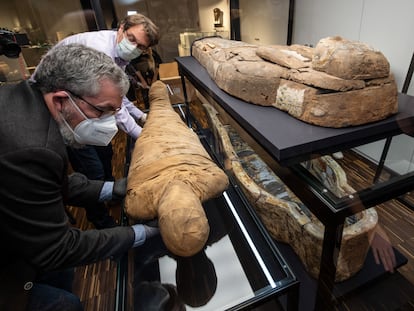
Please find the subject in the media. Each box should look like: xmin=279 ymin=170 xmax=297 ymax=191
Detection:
xmin=138 ymin=113 xmax=147 ymax=127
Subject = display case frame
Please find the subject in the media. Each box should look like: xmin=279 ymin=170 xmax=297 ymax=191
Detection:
xmin=175 ymin=55 xmax=414 ymax=310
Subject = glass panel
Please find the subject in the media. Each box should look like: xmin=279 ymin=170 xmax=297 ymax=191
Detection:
xmin=126 ymin=183 xmax=296 ymax=310
xmin=295 ymin=137 xmax=414 ymax=206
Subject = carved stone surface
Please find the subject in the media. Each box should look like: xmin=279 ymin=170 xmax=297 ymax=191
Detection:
xmin=192 ymin=36 xmax=398 ymax=128
xmin=203 ymin=102 xmax=378 ymax=281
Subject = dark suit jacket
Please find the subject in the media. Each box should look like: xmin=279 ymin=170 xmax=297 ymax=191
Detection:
xmin=0 ymin=81 xmax=135 ymax=309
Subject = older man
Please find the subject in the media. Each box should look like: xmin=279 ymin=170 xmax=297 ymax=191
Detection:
xmin=0 ymin=44 xmax=158 ymax=311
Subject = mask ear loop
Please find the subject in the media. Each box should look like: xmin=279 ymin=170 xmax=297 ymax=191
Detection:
xmin=57 ymin=109 xmax=84 ymax=147
xmin=64 ymin=92 xmax=97 ymax=121
xmin=58 ymin=92 xmax=90 ymax=144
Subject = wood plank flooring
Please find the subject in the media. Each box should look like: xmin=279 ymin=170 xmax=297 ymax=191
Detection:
xmin=70 ymin=101 xmax=414 ymax=310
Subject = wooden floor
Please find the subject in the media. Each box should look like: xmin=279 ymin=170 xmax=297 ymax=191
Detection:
xmin=70 ymin=101 xmax=414 ymax=311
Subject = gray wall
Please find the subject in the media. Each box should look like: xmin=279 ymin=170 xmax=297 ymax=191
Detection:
xmin=293 ymin=0 xmax=414 ymax=171
xmin=239 ymin=0 xmax=290 ymax=45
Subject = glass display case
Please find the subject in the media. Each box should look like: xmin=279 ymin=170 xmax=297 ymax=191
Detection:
xmin=116 ymin=112 xmax=299 ymax=310
xmin=174 ymin=56 xmax=414 ymax=310
xmin=118 ymin=178 xmax=299 ymax=311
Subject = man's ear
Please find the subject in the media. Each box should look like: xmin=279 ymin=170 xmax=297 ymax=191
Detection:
xmin=47 ymin=90 xmax=69 ymax=113
xmin=116 ymin=24 xmax=124 ymax=42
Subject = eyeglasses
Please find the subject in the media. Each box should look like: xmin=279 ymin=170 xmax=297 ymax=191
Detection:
xmin=124 ymin=31 xmax=149 ymax=51
xmin=68 ymin=91 xmax=121 ymax=117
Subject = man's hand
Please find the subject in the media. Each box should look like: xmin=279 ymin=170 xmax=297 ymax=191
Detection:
xmin=112 ymin=177 xmax=127 ymax=201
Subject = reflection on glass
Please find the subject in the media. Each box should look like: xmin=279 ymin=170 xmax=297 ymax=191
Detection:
xmin=128 ymin=191 xmax=293 ymax=310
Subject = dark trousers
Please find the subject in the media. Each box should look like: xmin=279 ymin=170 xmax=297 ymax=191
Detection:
xmin=67 ymin=144 xmax=114 ymax=181
xmin=27 ymin=269 xmax=83 ymax=311
xmin=66 ymin=144 xmax=114 ymax=226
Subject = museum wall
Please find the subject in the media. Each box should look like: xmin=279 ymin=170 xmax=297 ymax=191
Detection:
xmin=238 ymin=0 xmax=289 ymax=45
xmin=113 ymin=0 xmax=200 ymax=62
xmin=198 ymin=0 xmax=230 ymax=33
xmin=292 ymin=0 xmax=414 ymax=173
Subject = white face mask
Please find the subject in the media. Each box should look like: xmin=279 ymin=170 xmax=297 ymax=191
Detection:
xmin=73 ymin=114 xmax=118 ymax=146
xmin=62 ymin=94 xmax=118 ymax=146
xmin=116 ymin=35 xmax=143 ymax=61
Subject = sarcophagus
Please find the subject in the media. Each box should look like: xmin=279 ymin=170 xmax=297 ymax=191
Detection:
xmin=192 ymin=36 xmax=398 ymax=128
xmin=203 ymin=102 xmax=378 ymax=281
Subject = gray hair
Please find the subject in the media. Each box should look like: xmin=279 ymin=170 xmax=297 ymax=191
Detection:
xmin=32 ymin=43 xmax=130 ymax=97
